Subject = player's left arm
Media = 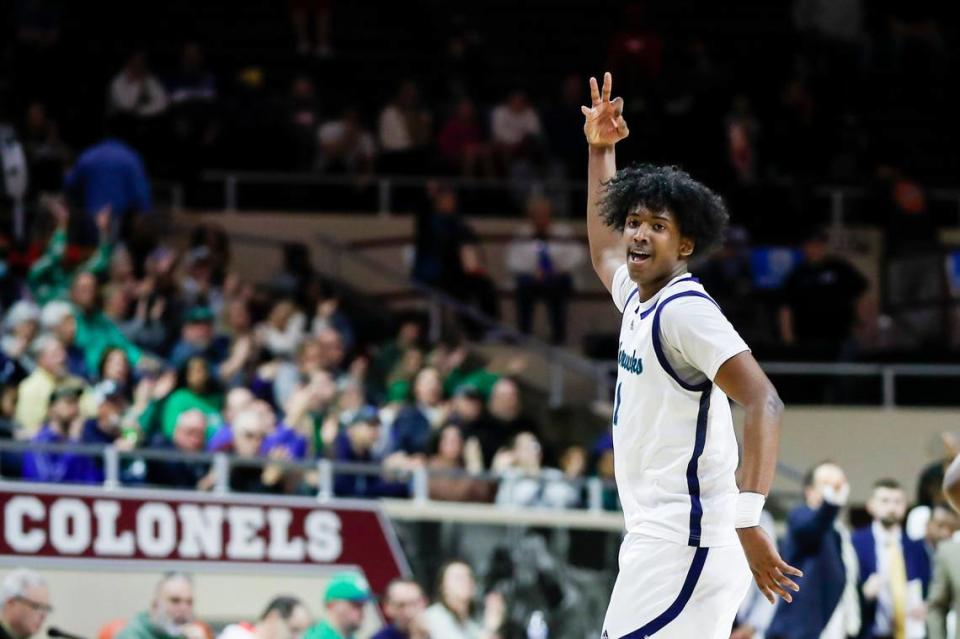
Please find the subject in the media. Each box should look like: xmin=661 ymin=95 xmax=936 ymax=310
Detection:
xmin=714 ymin=352 xmax=803 ymax=604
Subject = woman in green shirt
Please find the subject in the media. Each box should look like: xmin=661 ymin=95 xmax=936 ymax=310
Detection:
xmin=160 ymin=356 xmax=223 ymax=440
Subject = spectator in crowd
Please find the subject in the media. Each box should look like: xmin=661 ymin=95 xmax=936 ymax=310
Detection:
xmin=389 ymin=367 xmax=446 ymax=457
xmin=21 ymin=101 xmax=72 ymax=197
xmin=437 ymin=98 xmax=492 ymax=177
xmin=424 ymin=561 xmax=505 ymax=639
xmin=108 ymin=51 xmax=169 ymax=119
xmin=206 ymin=386 xmax=255 ymax=453
xmin=14 ymin=335 xmax=88 ymax=435
xmin=378 ymin=81 xmax=431 ymax=174
xmin=316 ymin=109 xmax=376 ymax=175
xmin=219 ymin=596 xmax=312 ymax=639
xmin=81 ymin=380 xmax=129 ymax=444
xmin=927 ymin=533 xmax=960 ymax=639
xmin=169 ymin=306 xmax=231 ymax=375
xmin=166 ymin=43 xmax=217 ymax=107
xmin=916 ymin=432 xmax=959 ymax=509
xmin=21 ymin=383 xmax=98 ymax=483
xmin=0 ymin=568 xmax=51 ymax=639
xmin=542 ymin=74 xmax=587 ymax=180
xmin=490 ymin=90 xmax=541 ymax=166
xmin=853 ymin=479 xmax=930 ymax=638
xmin=778 ymin=229 xmax=868 ymax=360
xmin=372 ymin=579 xmax=430 ymax=639
xmin=284 ymin=76 xmax=319 ymax=169
xmin=146 ymin=410 xmax=211 ymax=489
xmin=767 ymin=461 xmax=860 ymax=639
xmin=27 ymin=198 xmax=113 ymax=304
xmin=923 ymin=504 xmax=960 ymax=560
xmin=258 ymin=397 xmax=308 ymax=461
xmin=473 ymin=378 xmax=538 ymax=467
xmin=181 ymin=248 xmax=224 ymax=317
xmin=116 ymin=572 xmax=199 ymax=639
xmin=333 ymin=406 xmax=406 ymax=499
xmin=411 ymin=185 xmax=499 ymax=335
xmin=290 ymin=0 xmax=332 ymax=57
xmin=427 ymin=423 xmax=491 ymax=502
xmin=64 ymin=121 xmax=151 ymax=243
xmin=72 ymin=269 xmax=145 ymax=376
xmin=505 ymin=195 xmax=585 ymax=344
xmin=228 ymin=409 xmax=284 ymax=494
xmin=304 ymin=573 xmax=372 ymax=639
xmin=695 ymin=226 xmax=764 ymax=345
xmin=493 ymin=432 xmax=576 ymax=509
xmin=257 ymin=300 xmax=306 ymax=361
xmin=160 ymin=356 xmax=222 ymax=440
xmin=724 ymin=95 xmax=760 ymax=185
xmin=97 ymin=347 xmax=133 ymax=398
xmin=40 ymin=300 xmax=88 ymax=379
xmin=1 ymin=301 xmax=40 ymax=372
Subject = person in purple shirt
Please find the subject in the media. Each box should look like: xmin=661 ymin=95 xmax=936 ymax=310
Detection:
xmin=22 ymin=383 xmax=99 ymax=483
xmin=63 ymin=123 xmax=151 ymax=243
xmin=372 ymin=579 xmax=430 ymax=639
xmin=206 ymin=387 xmax=255 ymax=453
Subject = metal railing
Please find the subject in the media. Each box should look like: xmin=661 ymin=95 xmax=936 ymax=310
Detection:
xmin=0 ymin=440 xmax=805 ymax=516
xmin=599 ymin=360 xmax=960 ymax=408
xmin=196 ymin=171 xmax=960 ymax=226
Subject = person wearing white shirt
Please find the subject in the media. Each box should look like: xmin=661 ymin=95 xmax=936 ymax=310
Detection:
xmin=506 ymin=195 xmax=585 ymax=344
xmin=491 ymin=91 xmax=541 ymax=159
xmin=108 ymin=51 xmax=168 ymax=118
xmin=316 ymin=109 xmax=376 ymax=174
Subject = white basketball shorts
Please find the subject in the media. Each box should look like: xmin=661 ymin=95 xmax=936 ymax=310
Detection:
xmin=601 ymin=532 xmax=752 ymax=639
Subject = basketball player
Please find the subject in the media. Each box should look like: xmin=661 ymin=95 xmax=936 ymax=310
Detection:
xmin=582 ymin=72 xmax=802 ymax=638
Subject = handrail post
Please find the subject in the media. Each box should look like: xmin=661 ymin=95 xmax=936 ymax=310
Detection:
xmin=316 ymin=459 xmax=333 ymax=502
xmin=225 ymin=174 xmax=238 ymax=212
xmin=412 ymin=466 xmax=429 ymax=503
xmin=549 ymin=359 xmax=564 ymax=408
xmin=213 ymin=453 xmax=230 ymax=494
xmin=882 ymin=367 xmax=896 ymax=409
xmin=830 ymin=189 xmax=845 ymax=230
xmin=378 ymin=178 xmax=392 ymax=215
xmin=103 ymin=446 xmax=120 ymax=489
xmin=587 ymin=478 xmax=603 ymax=512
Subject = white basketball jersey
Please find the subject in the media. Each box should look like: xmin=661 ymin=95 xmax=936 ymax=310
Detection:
xmin=610 ymin=266 xmax=749 ymax=548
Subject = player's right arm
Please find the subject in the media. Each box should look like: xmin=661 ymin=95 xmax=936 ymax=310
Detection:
xmin=582 ymin=72 xmax=629 ymax=293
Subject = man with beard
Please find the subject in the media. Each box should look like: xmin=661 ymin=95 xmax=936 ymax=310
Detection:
xmin=116 ymin=573 xmax=203 ymax=639
xmin=852 ymin=479 xmax=930 ymax=638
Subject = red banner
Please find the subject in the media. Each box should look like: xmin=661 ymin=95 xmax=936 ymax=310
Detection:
xmin=0 ymin=483 xmax=409 ymax=597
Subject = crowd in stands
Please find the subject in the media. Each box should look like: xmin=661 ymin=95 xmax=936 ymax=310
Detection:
xmin=0 ymin=191 xmax=609 ymax=504
xmin=0 ymin=564 xmax=519 ymax=639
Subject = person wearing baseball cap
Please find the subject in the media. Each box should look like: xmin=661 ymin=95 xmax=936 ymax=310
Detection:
xmin=303 ymin=573 xmax=372 ymax=639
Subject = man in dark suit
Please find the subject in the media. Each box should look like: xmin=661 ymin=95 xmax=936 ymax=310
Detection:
xmin=0 ymin=568 xmax=51 ymax=639
xmin=852 ymin=479 xmax=930 ymax=639
xmin=768 ymin=461 xmax=861 ymax=639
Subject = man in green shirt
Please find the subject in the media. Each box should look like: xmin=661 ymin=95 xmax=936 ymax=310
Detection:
xmin=71 ymin=270 xmax=143 ymax=374
xmin=27 ymin=198 xmax=113 ymax=306
xmin=116 ymin=572 xmax=198 ymax=639
xmin=303 ymin=573 xmax=372 ymax=639
xmin=0 ymin=568 xmax=51 ymax=639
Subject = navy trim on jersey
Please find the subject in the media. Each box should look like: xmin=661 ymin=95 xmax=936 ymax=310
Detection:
xmin=623 ymin=287 xmax=639 ymax=312
xmin=613 ymin=381 xmax=623 ymax=426
xmin=650 ymin=291 xmax=718 ymax=392
xmin=636 ymin=275 xmax=700 ymax=317
xmin=650 ymin=290 xmax=722 ymax=546
xmin=686 ymin=387 xmax=712 ymax=545
xmin=620 ymin=546 xmax=710 ymax=638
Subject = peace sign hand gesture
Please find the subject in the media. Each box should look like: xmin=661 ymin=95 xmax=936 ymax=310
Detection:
xmin=581 ymin=72 xmax=629 ymax=148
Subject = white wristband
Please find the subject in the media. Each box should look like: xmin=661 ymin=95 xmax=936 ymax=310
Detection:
xmin=735 ymin=492 xmax=766 ymax=528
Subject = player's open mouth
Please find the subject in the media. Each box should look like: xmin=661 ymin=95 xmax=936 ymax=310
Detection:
xmin=628 ymin=248 xmax=651 ymax=264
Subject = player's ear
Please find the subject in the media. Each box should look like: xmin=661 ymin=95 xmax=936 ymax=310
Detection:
xmin=679 ymin=237 xmax=694 ymax=258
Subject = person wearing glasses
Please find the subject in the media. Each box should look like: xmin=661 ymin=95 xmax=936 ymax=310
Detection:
xmin=0 ymin=568 xmax=51 ymax=639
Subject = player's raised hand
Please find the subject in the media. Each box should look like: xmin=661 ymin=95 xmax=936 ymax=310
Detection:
xmin=737 ymin=526 xmax=802 ymax=604
xmin=581 ymin=72 xmax=629 ymax=148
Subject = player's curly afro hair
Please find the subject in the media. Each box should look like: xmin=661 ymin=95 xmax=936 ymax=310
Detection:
xmin=600 ymin=164 xmax=729 ymax=258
